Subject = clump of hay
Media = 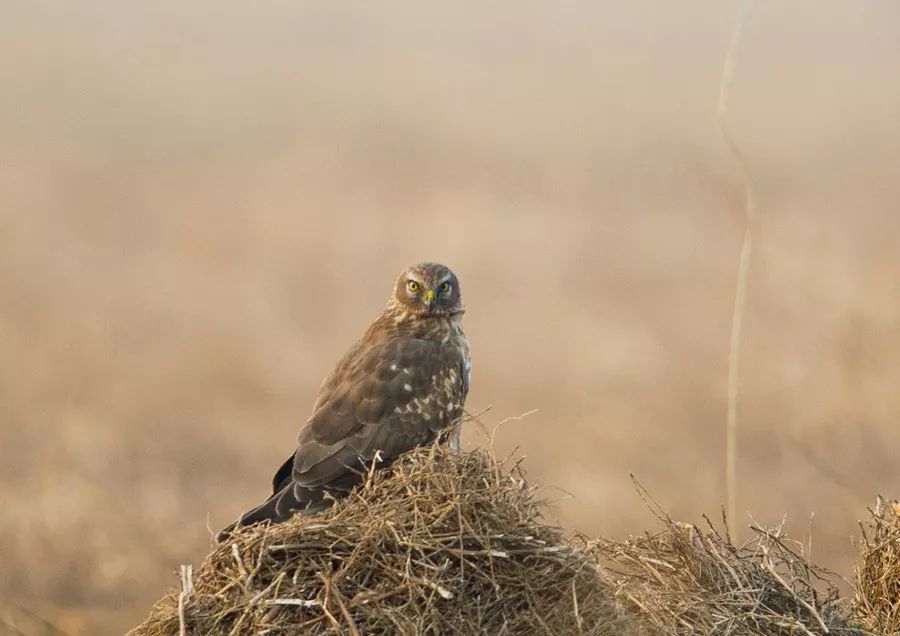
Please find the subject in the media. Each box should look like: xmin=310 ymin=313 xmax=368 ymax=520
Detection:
xmin=131 ymin=444 xmax=879 ymax=636
xmin=595 ymin=480 xmax=865 ymax=635
xmin=854 ymin=497 xmax=900 ymax=634
xmin=129 ymin=445 xmax=627 ymax=635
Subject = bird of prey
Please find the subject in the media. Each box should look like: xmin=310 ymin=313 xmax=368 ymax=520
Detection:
xmin=219 ymin=262 xmax=470 ymax=539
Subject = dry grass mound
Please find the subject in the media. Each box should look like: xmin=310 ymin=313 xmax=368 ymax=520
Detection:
xmin=855 ymin=497 xmax=900 ymax=634
xmin=594 ymin=482 xmax=866 ymax=635
xmin=130 ymin=445 xmax=881 ymax=636
xmin=129 ymin=445 xmax=627 ymax=636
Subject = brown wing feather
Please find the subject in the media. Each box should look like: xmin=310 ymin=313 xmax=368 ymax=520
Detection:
xmin=292 ymin=337 xmax=466 ymax=491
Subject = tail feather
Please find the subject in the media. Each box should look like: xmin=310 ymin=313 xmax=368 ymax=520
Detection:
xmin=217 ymin=488 xmax=286 ymax=542
xmin=217 ymin=481 xmax=331 ymax=542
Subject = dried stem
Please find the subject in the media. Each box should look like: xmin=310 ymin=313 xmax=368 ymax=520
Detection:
xmin=177 ymin=564 xmax=193 ymax=636
xmin=718 ymin=0 xmax=758 ymax=542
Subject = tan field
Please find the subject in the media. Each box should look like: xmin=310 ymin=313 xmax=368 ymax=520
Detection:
xmin=1 ymin=1 xmax=899 ymax=633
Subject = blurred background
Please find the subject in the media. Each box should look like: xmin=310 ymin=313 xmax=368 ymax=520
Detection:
xmin=2 ymin=1 xmax=899 ymax=632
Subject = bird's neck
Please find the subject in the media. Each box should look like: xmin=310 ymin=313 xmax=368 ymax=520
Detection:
xmin=377 ymin=307 xmax=462 ymax=342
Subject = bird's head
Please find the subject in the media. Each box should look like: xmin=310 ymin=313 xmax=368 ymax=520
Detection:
xmin=390 ymin=262 xmax=463 ymax=318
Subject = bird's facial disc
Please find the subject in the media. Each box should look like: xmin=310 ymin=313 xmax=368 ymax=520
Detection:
xmin=395 ymin=263 xmax=462 ymax=316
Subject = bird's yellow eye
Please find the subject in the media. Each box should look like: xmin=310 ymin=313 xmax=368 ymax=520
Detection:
xmin=406 ymin=280 xmax=419 ymax=292
xmin=439 ymin=281 xmax=451 ymax=293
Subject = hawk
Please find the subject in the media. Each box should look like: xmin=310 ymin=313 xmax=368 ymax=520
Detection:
xmin=219 ymin=262 xmax=470 ymax=539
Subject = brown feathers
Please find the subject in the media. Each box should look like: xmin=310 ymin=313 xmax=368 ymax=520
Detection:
xmin=219 ymin=263 xmax=470 ymax=540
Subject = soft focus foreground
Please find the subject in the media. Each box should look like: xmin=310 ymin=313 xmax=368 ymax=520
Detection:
xmin=2 ymin=1 xmax=899 ymax=633
xmin=854 ymin=498 xmax=900 ymax=634
xmin=129 ymin=445 xmax=627 ymax=636
xmin=129 ymin=445 xmax=880 ymax=636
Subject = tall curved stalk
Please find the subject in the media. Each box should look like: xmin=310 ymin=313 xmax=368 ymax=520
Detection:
xmin=718 ymin=0 xmax=757 ymax=542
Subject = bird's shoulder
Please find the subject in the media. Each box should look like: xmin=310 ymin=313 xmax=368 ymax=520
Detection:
xmin=287 ymin=316 xmax=469 ymax=488
xmin=302 ymin=325 xmax=467 ymax=444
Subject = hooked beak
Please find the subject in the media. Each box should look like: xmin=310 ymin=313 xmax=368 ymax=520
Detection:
xmin=422 ymin=288 xmax=435 ymax=310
